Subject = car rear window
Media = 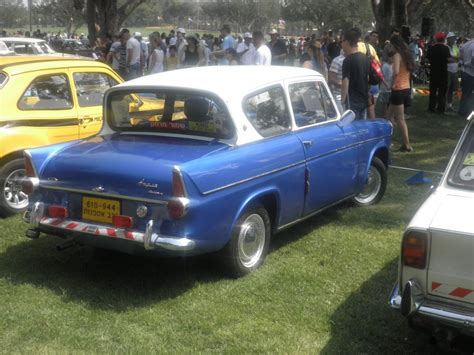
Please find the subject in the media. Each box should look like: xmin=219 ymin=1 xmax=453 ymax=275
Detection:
xmin=107 ymin=89 xmax=234 ymax=139
xmin=447 ymin=124 xmax=474 ymax=190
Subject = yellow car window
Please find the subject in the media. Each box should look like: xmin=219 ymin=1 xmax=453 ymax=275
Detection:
xmin=18 ymin=74 xmax=73 ymax=110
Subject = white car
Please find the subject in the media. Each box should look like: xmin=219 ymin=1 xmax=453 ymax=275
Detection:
xmin=389 ymin=111 xmax=474 ymax=336
xmin=0 ymin=40 xmax=14 ymax=55
xmin=2 ymin=37 xmax=57 ymax=55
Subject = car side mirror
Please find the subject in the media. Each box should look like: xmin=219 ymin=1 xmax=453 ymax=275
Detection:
xmin=337 ymin=110 xmax=355 ymax=128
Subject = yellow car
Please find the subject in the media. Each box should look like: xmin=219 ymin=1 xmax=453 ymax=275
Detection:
xmin=0 ymin=56 xmax=124 ymax=216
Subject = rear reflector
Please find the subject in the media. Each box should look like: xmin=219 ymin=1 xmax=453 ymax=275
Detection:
xmin=112 ymin=215 xmax=134 ymax=229
xmin=48 ymin=205 xmax=68 ymax=218
xmin=402 ymin=231 xmax=428 ymax=269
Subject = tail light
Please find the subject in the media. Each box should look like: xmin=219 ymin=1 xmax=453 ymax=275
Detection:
xmin=48 ymin=205 xmax=68 ymax=218
xmin=112 ymin=215 xmax=134 ymax=229
xmin=402 ymin=230 xmax=428 ymax=269
xmin=22 ymin=152 xmax=39 ymax=195
xmin=168 ymin=167 xmax=189 ymax=219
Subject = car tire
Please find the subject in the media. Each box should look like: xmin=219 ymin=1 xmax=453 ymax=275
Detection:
xmin=351 ymin=157 xmax=387 ymax=207
xmin=0 ymin=158 xmax=29 ymax=217
xmin=221 ymin=205 xmax=271 ymax=277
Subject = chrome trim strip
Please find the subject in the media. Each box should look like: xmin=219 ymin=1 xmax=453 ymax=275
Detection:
xmin=173 ymin=165 xmax=188 ymax=198
xmin=277 ymin=195 xmax=354 ymax=231
xmin=39 ymin=185 xmax=168 ymax=205
xmin=23 ymin=150 xmax=39 ymax=178
xmin=202 ymin=159 xmax=306 ymax=195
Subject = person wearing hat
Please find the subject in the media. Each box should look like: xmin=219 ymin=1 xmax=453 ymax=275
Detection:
xmin=176 ymin=28 xmax=188 ymax=68
xmin=267 ymin=29 xmax=287 ymax=65
xmin=236 ymin=32 xmax=256 ymax=65
xmin=446 ymin=32 xmax=460 ymax=112
xmin=426 ymin=32 xmax=453 ymax=114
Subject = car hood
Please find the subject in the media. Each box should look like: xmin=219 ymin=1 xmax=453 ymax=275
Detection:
xmin=39 ymin=134 xmax=229 ymax=199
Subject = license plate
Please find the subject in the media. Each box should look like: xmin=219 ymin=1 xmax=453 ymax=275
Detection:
xmin=82 ymin=196 xmax=120 ymax=224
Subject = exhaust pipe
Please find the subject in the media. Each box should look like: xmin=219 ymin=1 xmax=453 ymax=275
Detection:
xmin=56 ymin=240 xmax=75 ymax=251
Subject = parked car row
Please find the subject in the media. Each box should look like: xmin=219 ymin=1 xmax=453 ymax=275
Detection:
xmin=1 ymin=54 xmax=473 ymax=342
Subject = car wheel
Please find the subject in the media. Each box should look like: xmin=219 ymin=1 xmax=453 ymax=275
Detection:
xmin=0 ymin=158 xmax=29 ymax=217
xmin=352 ymin=157 xmax=387 ymax=206
xmin=221 ymin=205 xmax=271 ymax=277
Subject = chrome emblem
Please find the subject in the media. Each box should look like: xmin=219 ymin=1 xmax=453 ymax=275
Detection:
xmin=137 ymin=179 xmax=158 ymax=189
xmin=136 ymin=205 xmax=148 ymax=218
xmin=92 ymin=185 xmax=105 ymax=192
xmin=47 ymin=177 xmax=58 ymax=182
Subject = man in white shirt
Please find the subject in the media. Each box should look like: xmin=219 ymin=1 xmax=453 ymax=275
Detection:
xmin=121 ymin=28 xmax=142 ymax=80
xmin=252 ymin=31 xmax=271 ymax=66
xmin=236 ymin=32 xmax=256 ymax=65
xmin=134 ymin=32 xmax=149 ymax=75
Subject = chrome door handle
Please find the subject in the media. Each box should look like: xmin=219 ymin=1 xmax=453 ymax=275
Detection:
xmin=303 ymin=140 xmax=313 ymax=147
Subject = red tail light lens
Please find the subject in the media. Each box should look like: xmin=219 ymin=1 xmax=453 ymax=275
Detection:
xmin=172 ymin=169 xmax=186 ymax=197
xmin=24 ymin=154 xmax=37 ymax=178
xmin=112 ymin=215 xmax=134 ymax=229
xmin=48 ymin=205 xmax=68 ymax=218
xmin=402 ymin=231 xmax=428 ymax=269
xmin=168 ymin=199 xmax=185 ymax=219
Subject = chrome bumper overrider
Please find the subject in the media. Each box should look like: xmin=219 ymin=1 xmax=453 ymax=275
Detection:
xmin=23 ymin=202 xmax=195 ymax=252
xmin=389 ymin=281 xmax=474 ymax=331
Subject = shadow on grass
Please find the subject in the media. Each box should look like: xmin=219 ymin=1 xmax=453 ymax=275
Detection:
xmin=321 ymin=258 xmax=474 ymax=354
xmin=0 ymin=207 xmax=341 ymax=312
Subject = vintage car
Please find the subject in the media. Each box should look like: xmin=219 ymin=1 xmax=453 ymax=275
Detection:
xmin=1 ymin=37 xmax=57 ymax=55
xmin=0 ymin=41 xmax=14 ymax=56
xmin=22 ymin=66 xmax=392 ymax=276
xmin=0 ymin=56 xmax=124 ymax=216
xmin=389 ymin=111 xmax=474 ymax=337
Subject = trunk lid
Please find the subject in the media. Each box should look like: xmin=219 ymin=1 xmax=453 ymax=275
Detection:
xmin=427 ymin=194 xmax=474 ymax=305
xmin=39 ymin=133 xmax=229 ymax=199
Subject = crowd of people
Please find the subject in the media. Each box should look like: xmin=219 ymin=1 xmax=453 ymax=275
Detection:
xmin=2 ymin=24 xmax=473 ymax=151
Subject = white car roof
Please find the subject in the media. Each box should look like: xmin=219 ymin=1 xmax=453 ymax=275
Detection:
xmin=118 ymin=66 xmax=323 ymax=101
xmin=1 ymin=37 xmax=47 ymax=44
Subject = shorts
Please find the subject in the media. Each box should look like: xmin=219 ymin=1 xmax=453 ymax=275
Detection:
xmin=390 ymin=88 xmax=411 ymax=107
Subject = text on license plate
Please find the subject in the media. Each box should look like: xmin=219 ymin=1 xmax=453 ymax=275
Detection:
xmin=82 ymin=196 xmax=120 ymax=224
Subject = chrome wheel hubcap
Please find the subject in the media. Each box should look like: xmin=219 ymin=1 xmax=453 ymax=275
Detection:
xmin=3 ymin=168 xmax=29 ymax=210
xmin=238 ymin=214 xmax=266 ymax=268
xmin=354 ymin=166 xmax=381 ymax=204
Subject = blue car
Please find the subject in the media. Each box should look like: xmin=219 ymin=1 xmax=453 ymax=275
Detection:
xmin=23 ymin=66 xmax=392 ymax=276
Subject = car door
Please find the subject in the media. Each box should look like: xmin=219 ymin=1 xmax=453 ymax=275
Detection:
xmin=287 ymin=79 xmax=359 ymax=215
xmin=70 ymin=69 xmax=120 ymax=139
xmin=15 ymin=70 xmax=79 ymax=143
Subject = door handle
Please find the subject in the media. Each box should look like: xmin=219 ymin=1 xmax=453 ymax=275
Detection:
xmin=303 ymin=140 xmax=313 ymax=147
xmin=79 ymin=116 xmax=97 ymax=125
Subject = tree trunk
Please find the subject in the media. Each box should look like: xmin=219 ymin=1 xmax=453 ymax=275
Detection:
xmin=371 ymin=0 xmax=393 ymax=42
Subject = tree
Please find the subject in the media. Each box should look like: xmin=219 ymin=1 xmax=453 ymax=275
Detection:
xmin=36 ymin=0 xmax=85 ymax=35
xmin=0 ymin=0 xmax=28 ymax=28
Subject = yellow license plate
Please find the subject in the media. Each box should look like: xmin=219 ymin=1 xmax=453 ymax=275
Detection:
xmin=82 ymin=196 xmax=120 ymax=224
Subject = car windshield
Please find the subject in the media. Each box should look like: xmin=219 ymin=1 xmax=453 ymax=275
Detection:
xmin=107 ymin=90 xmax=234 ymax=139
xmin=447 ymin=123 xmax=474 ymax=190
xmin=0 ymin=72 xmax=6 ymax=87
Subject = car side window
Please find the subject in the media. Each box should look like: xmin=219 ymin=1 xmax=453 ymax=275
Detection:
xmin=242 ymin=86 xmax=291 ymax=138
xmin=18 ymin=74 xmax=73 ymax=110
xmin=73 ymin=72 xmax=118 ymax=107
xmin=319 ymin=82 xmax=338 ymax=121
xmin=289 ymin=81 xmax=328 ymax=127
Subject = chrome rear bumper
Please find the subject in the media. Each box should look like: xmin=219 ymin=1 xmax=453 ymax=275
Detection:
xmin=24 ymin=202 xmax=195 ymax=252
xmin=390 ymin=281 xmax=474 ymax=332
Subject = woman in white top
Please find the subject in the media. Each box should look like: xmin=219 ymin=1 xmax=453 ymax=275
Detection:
xmin=148 ymin=34 xmax=164 ymax=74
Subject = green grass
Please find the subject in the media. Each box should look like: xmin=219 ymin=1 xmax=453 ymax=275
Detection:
xmin=0 ymin=94 xmax=470 ymax=353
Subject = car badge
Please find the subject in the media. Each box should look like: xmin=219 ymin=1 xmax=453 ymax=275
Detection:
xmin=47 ymin=177 xmax=58 ymax=182
xmin=136 ymin=205 xmax=148 ymax=218
xmin=137 ymin=179 xmax=158 ymax=189
xmin=92 ymin=185 xmax=105 ymax=192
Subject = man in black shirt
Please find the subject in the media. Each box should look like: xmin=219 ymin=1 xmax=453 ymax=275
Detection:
xmin=426 ymin=32 xmax=452 ymax=113
xmin=267 ymin=29 xmax=288 ymax=65
xmin=341 ymin=29 xmax=369 ymax=120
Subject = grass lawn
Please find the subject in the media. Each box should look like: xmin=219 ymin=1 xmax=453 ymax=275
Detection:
xmin=0 ymin=94 xmax=471 ymax=353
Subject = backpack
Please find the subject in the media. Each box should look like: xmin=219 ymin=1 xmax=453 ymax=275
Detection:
xmin=365 ymin=43 xmax=384 ymax=85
